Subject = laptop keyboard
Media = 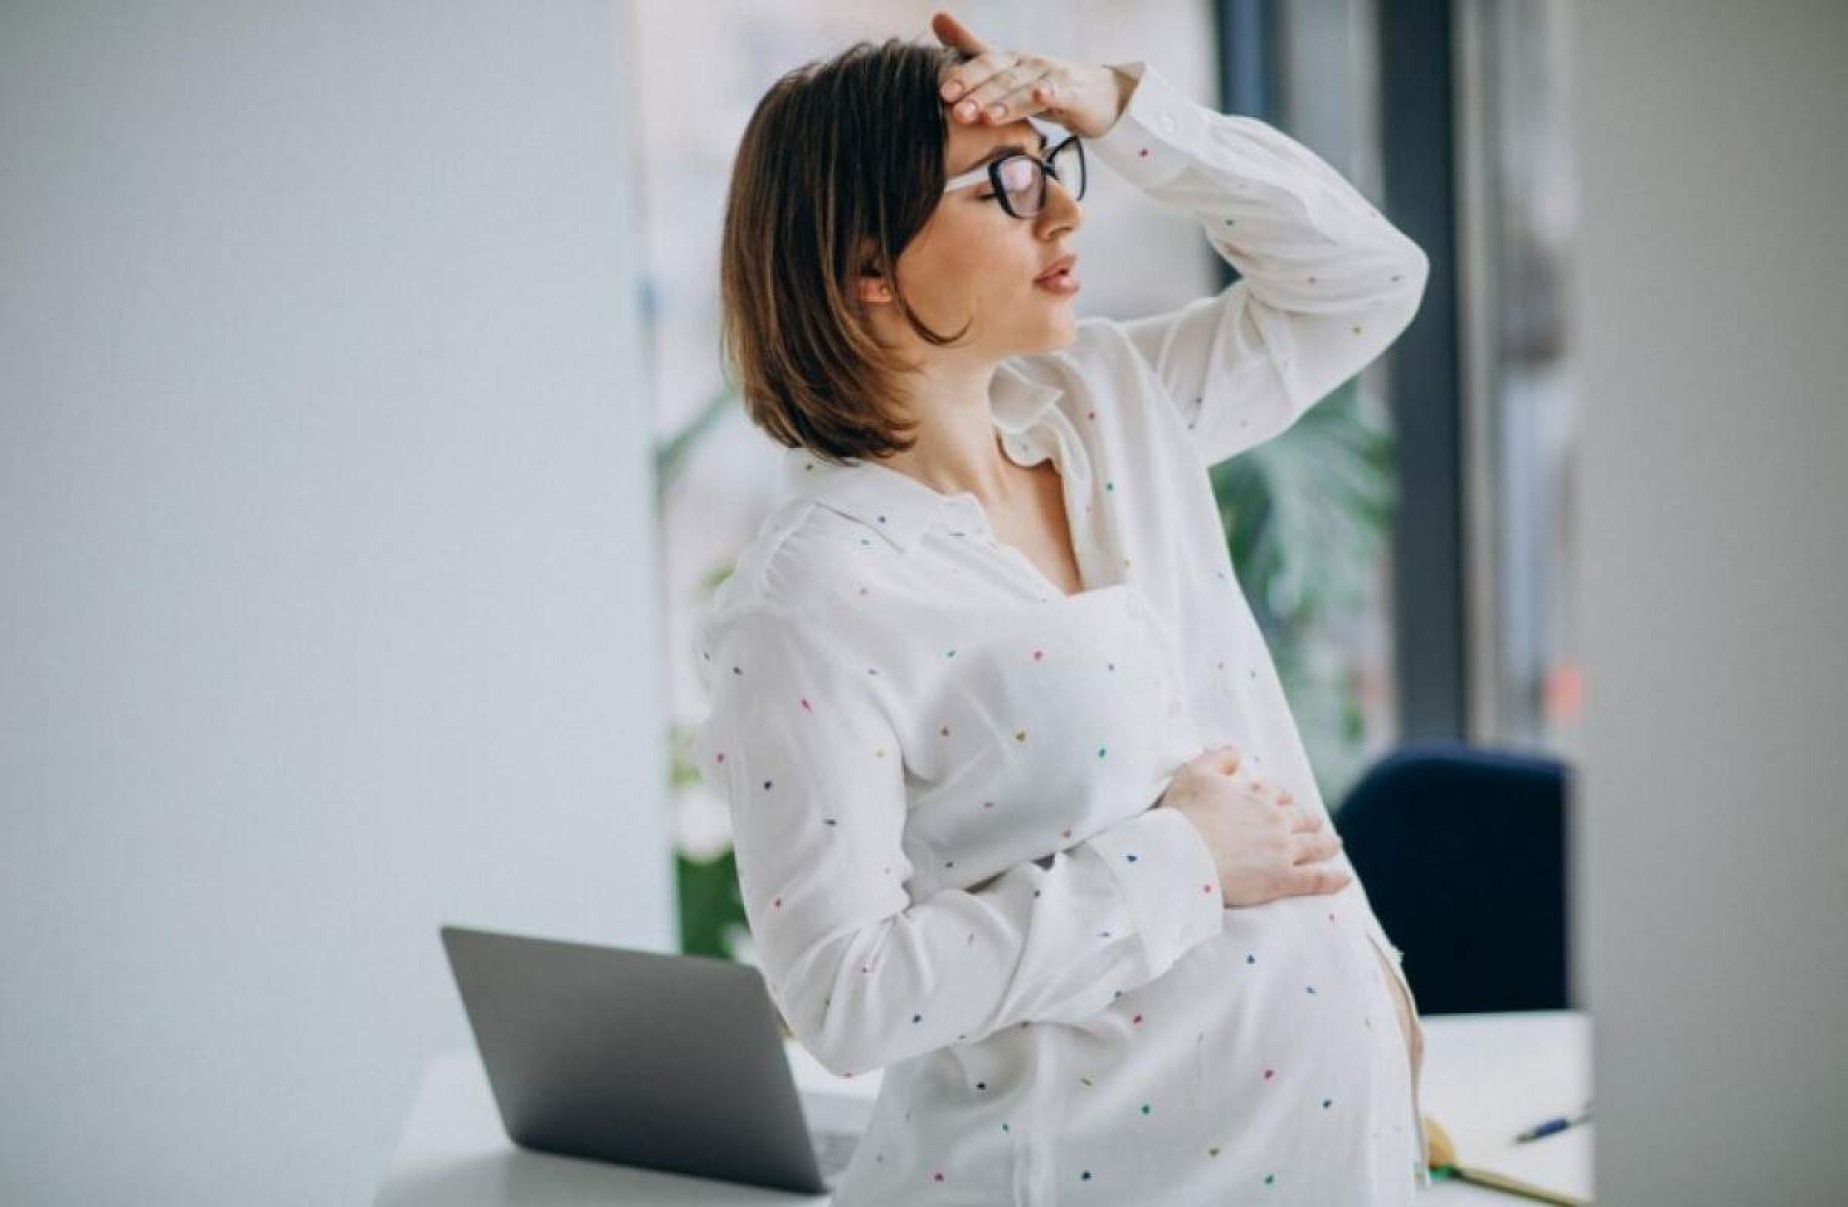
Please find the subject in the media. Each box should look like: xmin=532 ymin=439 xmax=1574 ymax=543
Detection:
xmin=812 ymin=1129 xmax=861 ymax=1178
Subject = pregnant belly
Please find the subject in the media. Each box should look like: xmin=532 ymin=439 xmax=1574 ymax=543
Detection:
xmin=1215 ymin=898 xmax=1422 ymax=1128
xmin=1069 ymin=897 xmax=1419 ymax=1117
xmin=1031 ymin=897 xmax=1427 ymax=1201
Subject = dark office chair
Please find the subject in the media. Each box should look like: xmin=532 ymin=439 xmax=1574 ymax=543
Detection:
xmin=1334 ymin=740 xmax=1572 ymax=1014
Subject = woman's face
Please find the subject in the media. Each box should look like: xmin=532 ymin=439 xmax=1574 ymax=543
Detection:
xmin=867 ymin=116 xmax=1085 ymax=361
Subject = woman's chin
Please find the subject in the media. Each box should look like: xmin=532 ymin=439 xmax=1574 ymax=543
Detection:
xmin=1003 ymin=293 xmax=1081 ymax=354
xmin=1037 ymin=311 xmax=1080 ymax=350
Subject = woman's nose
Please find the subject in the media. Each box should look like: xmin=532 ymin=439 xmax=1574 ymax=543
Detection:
xmin=1040 ymin=179 xmax=1082 ymax=229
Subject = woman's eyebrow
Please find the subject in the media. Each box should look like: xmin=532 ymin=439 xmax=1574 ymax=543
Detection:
xmin=955 ymin=131 xmax=1052 ymax=176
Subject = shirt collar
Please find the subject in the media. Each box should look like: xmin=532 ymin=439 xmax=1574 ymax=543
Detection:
xmin=778 ymin=359 xmax=1064 ymax=554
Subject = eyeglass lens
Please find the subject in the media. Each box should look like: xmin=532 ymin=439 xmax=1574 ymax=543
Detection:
xmin=997 ymin=140 xmax=1085 ymax=217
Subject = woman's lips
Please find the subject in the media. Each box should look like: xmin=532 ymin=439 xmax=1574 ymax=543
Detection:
xmin=1035 ymin=252 xmax=1078 ymax=284
xmin=1033 ymin=268 xmax=1081 ymax=295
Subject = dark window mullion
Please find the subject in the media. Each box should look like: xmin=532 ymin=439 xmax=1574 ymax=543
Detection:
xmin=1214 ymin=0 xmax=1280 ymax=298
xmin=1379 ymin=0 xmax=1467 ymax=740
xmin=1214 ymin=0 xmax=1469 ymax=742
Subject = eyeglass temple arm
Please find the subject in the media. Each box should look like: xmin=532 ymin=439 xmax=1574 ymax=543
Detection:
xmin=942 ymin=164 xmax=993 ymax=193
xmin=940 ymin=136 xmax=1080 ymax=195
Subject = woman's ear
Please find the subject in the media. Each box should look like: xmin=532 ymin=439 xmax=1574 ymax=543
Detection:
xmin=856 ymin=254 xmax=893 ymax=305
xmin=853 ymin=234 xmax=893 ymax=300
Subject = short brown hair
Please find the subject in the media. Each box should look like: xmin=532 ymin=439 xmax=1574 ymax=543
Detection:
xmin=719 ymin=37 xmax=978 ymax=464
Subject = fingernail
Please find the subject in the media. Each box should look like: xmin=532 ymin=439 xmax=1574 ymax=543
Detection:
xmin=987 ymin=103 xmax=1005 ymax=118
xmin=956 ymin=99 xmax=975 ymax=117
xmin=942 ymin=81 xmax=963 ymax=99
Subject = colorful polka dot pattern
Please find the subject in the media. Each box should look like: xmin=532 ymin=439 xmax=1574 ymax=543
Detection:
xmin=845 ymin=929 xmax=1409 ymax=1192
xmin=691 ymin=54 xmax=1432 ymax=1206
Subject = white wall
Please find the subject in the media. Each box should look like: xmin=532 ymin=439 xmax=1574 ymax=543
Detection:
xmin=0 ymin=2 xmax=669 ymax=1203
xmin=1570 ymin=1 xmax=1848 ymax=1202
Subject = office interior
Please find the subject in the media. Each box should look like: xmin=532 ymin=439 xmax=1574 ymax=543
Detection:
xmin=2 ymin=1 xmax=1843 ymax=1203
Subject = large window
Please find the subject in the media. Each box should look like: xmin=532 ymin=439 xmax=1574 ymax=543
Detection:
xmin=1271 ymin=0 xmax=1581 ymax=765
xmin=1267 ymin=0 xmax=1402 ymax=797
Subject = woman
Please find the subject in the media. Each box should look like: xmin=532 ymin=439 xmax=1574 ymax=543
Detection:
xmin=696 ymin=11 xmax=1431 ymax=1203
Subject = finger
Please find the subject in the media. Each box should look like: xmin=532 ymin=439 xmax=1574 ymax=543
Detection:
xmin=950 ymin=53 xmax=1025 ymax=118
xmin=982 ymin=74 xmax=1052 ymax=123
xmin=948 ymin=70 xmax=1019 ymax=123
xmin=942 ymin=49 xmax=1015 ymax=99
xmin=1292 ymin=830 xmax=1343 ymax=864
xmin=931 ymin=11 xmax=992 ymax=55
xmin=1290 ymin=864 xmax=1354 ymax=897
xmin=940 ymin=49 xmax=1010 ymax=107
xmin=966 ymin=64 xmax=1044 ymax=122
xmin=1286 ymin=806 xmax=1325 ymax=833
xmin=1202 ymin=746 xmax=1241 ymax=775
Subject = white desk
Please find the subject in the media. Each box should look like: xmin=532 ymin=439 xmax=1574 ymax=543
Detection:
xmin=376 ymin=1011 xmax=1592 ymax=1205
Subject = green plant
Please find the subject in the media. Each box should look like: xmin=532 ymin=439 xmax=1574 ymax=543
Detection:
xmin=663 ymin=377 xmax=1395 ymax=961
xmin=1207 ymin=377 xmax=1397 ymax=804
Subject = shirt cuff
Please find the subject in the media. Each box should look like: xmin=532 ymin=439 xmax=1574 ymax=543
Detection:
xmin=1086 ymin=60 xmax=1210 ymax=190
xmin=1082 ymin=805 xmax=1224 ymax=979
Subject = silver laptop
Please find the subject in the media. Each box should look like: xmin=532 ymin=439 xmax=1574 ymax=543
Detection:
xmin=439 ymin=924 xmax=865 ymax=1194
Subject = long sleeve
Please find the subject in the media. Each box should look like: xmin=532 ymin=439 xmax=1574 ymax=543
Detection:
xmin=693 ymin=600 xmax=1227 ymax=1078
xmin=1084 ymin=60 xmax=1430 ymax=468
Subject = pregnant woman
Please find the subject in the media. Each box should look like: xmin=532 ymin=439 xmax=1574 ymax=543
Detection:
xmin=695 ymin=11 xmax=1431 ymax=1204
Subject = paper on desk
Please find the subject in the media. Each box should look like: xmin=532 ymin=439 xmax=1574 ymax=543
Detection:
xmin=1420 ymin=1014 xmax=1594 ymax=1203
xmin=1448 ymin=1121 xmax=1594 ymax=1203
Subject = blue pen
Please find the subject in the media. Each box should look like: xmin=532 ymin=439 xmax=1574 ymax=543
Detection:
xmin=1514 ymin=1100 xmax=1592 ymax=1143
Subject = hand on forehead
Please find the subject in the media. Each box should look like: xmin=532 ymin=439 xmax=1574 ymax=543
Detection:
xmin=928 ymin=9 xmax=1122 ymax=143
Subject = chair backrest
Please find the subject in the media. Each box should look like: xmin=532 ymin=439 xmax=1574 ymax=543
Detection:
xmin=1335 ymin=740 xmax=1572 ymax=1014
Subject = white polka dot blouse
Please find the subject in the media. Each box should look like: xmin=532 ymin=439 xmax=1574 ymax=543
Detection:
xmin=694 ymin=58 xmax=1432 ymax=1206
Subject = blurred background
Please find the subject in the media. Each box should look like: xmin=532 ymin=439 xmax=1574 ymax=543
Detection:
xmin=3 ymin=1 xmax=1843 ymax=1203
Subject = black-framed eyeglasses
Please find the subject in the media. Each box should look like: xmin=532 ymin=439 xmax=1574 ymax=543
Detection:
xmin=941 ymin=134 xmax=1086 ymax=219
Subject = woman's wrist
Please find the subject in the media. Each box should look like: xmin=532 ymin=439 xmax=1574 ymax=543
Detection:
xmin=1104 ymin=63 xmax=1138 ymax=129
xmin=1066 ymin=63 xmax=1136 ymax=139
